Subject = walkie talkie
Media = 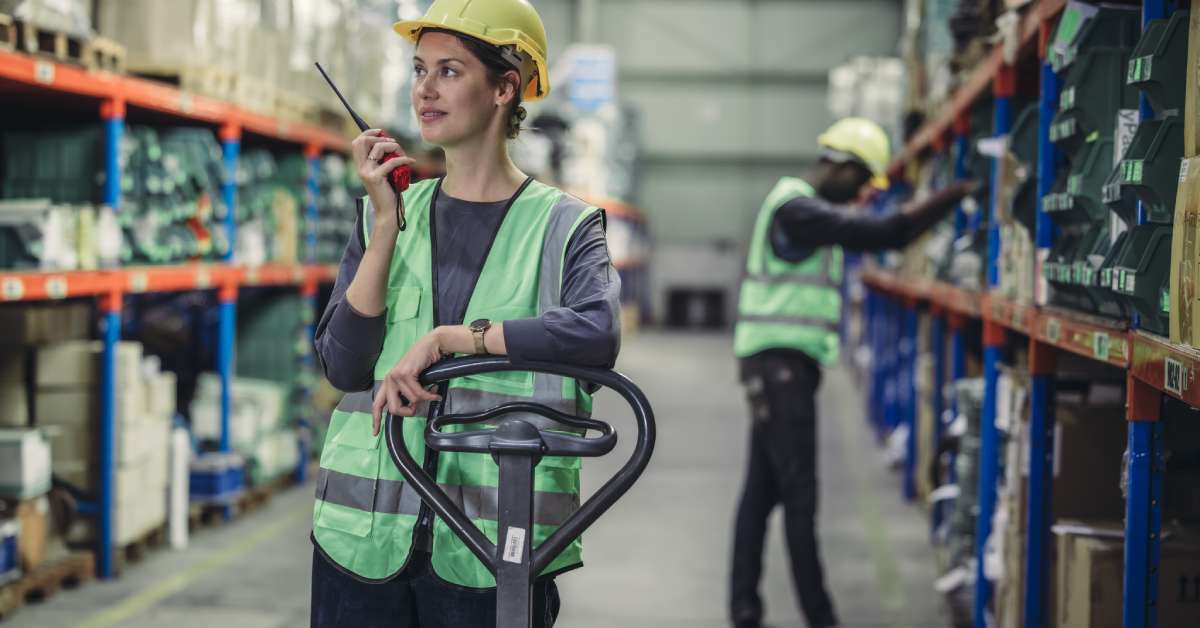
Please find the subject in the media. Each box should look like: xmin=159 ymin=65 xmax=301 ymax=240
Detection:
xmin=315 ymin=62 xmax=411 ymax=230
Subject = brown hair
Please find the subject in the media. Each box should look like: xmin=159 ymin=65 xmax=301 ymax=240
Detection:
xmin=421 ymin=29 xmax=527 ymax=139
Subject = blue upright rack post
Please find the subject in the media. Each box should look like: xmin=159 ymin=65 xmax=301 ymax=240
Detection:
xmin=974 ymin=61 xmax=1015 ymax=627
xmin=1024 ymin=20 xmax=1063 ymax=626
xmin=305 ymin=145 xmax=321 ymax=265
xmin=1124 ymin=376 xmax=1164 ymax=628
xmin=218 ymin=123 xmax=240 ymax=519
xmin=1024 ymin=342 xmax=1057 ymax=628
xmin=96 ymin=97 xmax=124 ymax=579
xmin=929 ymin=306 xmax=946 ymax=534
xmin=903 ymin=300 xmax=918 ymax=501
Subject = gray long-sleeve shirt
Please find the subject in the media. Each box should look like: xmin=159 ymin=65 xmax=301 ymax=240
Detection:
xmin=314 ymin=188 xmax=622 ymax=392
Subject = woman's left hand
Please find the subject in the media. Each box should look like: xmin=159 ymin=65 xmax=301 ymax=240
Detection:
xmin=371 ymin=329 xmax=445 ymax=435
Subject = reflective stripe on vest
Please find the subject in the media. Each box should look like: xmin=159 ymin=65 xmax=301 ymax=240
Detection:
xmin=315 ymin=178 xmax=599 ymax=587
xmin=733 ymin=177 xmax=843 ymax=363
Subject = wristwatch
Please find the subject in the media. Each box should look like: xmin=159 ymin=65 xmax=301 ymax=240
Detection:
xmin=469 ymin=318 xmax=492 ymax=355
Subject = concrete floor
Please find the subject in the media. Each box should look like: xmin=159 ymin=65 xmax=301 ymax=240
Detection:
xmin=7 ymin=332 xmax=944 ymax=628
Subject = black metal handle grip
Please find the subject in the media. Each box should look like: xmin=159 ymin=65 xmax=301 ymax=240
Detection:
xmin=384 ymin=356 xmax=655 ymax=575
xmin=428 ymin=401 xmax=617 ymax=458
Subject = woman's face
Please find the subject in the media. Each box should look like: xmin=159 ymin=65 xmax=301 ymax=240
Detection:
xmin=412 ymin=32 xmax=511 ymax=147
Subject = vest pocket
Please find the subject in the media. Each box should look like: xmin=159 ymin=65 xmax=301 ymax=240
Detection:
xmin=314 ymin=422 xmax=380 ymax=538
xmin=386 ymin=285 xmax=421 ymax=323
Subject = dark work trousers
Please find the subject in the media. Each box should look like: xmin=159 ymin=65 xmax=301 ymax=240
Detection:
xmin=311 ymin=548 xmax=560 ymax=628
xmin=730 ymin=349 xmax=838 ymax=628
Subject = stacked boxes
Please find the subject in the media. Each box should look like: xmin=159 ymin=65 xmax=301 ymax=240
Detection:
xmin=1170 ymin=3 xmax=1200 ymax=346
xmin=190 ymin=374 xmax=295 ymax=486
xmin=33 ymin=340 xmax=177 ymax=545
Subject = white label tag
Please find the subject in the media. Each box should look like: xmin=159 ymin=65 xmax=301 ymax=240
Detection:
xmin=1165 ymin=357 xmax=1184 ymax=396
xmin=1115 ymin=109 xmax=1140 ymax=163
xmin=1181 ymin=159 xmax=1191 ymax=183
xmin=34 ymin=61 xmax=55 ymax=85
xmin=502 ymin=526 xmax=526 ymax=564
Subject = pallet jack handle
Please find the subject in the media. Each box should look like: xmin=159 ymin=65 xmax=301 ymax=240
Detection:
xmin=385 ymin=356 xmax=656 ymax=628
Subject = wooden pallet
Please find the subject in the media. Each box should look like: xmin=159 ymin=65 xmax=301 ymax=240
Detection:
xmin=0 ymin=552 xmax=93 ymax=622
xmin=112 ymin=524 xmax=167 ymax=576
xmin=187 ymin=472 xmax=299 ymax=531
xmin=132 ymin=65 xmax=239 ymax=104
xmin=0 ymin=14 xmax=15 ymax=53
xmin=82 ymin=36 xmax=125 ymax=74
xmin=14 ymin=17 xmax=86 ymax=66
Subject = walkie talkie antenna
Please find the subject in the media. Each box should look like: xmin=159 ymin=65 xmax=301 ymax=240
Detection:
xmin=315 ymin=62 xmax=370 ymax=131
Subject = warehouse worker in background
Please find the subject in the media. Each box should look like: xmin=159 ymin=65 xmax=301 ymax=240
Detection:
xmin=310 ymin=0 xmax=620 ymax=626
xmin=730 ymin=117 xmax=978 ymax=628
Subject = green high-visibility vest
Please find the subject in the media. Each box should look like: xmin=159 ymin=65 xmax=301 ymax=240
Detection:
xmin=734 ymin=177 xmax=843 ymax=364
xmin=313 ymin=177 xmax=600 ymax=588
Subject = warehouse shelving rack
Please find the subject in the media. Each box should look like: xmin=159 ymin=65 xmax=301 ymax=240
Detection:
xmin=1 ymin=48 xmax=350 ymax=579
xmin=861 ymin=1 xmax=1194 ymax=627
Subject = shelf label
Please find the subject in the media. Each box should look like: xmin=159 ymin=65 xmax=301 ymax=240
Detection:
xmin=1046 ymin=318 xmax=1061 ymax=343
xmin=1165 ymin=357 xmax=1185 ymax=396
xmin=195 ymin=269 xmax=212 ymax=289
xmin=1093 ymin=332 xmax=1111 ymax=361
xmin=246 ymin=267 xmax=261 ymax=285
xmin=1 ymin=278 xmax=24 ymax=301
xmin=34 ymin=61 xmax=54 ymax=85
xmin=129 ymin=272 xmax=148 ymax=293
xmin=178 ymin=93 xmax=193 ymax=113
xmin=1128 ymin=55 xmax=1152 ymax=84
xmin=44 ymin=277 xmax=67 ymax=300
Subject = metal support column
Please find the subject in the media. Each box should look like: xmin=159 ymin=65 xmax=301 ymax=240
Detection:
xmin=1024 ymin=339 xmax=1057 ymax=628
xmin=974 ymin=321 xmax=1006 ymax=626
xmin=974 ymin=61 xmax=1015 ymax=625
xmin=1035 ymin=23 xmax=1060 ymax=305
xmin=220 ymin=124 xmax=241 ymax=262
xmin=929 ymin=307 xmax=947 ymax=533
xmin=217 ymin=280 xmax=238 ymax=519
xmin=304 ymin=144 xmax=321 ymax=265
xmin=97 ymin=97 xmax=124 ymax=579
xmin=903 ymin=300 xmax=919 ymax=502
xmin=1124 ymin=375 xmax=1164 ymax=628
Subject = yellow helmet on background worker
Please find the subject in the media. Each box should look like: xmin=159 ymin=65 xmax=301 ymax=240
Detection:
xmin=818 ymin=117 xmax=891 ymax=190
xmin=394 ymin=0 xmax=551 ymax=102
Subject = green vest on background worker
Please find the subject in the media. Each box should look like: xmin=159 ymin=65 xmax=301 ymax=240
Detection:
xmin=728 ymin=118 xmax=977 ymax=628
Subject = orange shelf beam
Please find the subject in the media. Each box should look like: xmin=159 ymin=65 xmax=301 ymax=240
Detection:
xmin=0 ymin=50 xmax=351 ymax=153
xmin=1130 ymin=331 xmax=1200 ymax=405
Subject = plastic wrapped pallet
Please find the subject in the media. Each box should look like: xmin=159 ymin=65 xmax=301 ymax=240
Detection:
xmin=0 ymin=0 xmax=91 ymax=39
xmin=96 ymin=0 xmax=256 ymax=76
xmin=0 ymin=429 xmax=50 ymax=499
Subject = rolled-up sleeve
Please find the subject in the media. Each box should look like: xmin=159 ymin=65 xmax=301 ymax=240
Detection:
xmin=503 ymin=212 xmax=622 ymax=369
xmin=313 ymin=211 xmax=387 ymax=392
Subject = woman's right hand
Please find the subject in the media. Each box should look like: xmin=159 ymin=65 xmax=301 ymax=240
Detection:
xmin=351 ymin=129 xmax=417 ymax=231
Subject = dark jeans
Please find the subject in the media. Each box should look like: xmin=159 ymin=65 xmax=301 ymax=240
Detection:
xmin=311 ymin=548 xmax=560 ymax=628
xmin=730 ymin=350 xmax=838 ymax=628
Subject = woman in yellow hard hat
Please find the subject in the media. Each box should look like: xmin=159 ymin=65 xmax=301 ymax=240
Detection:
xmin=309 ymin=1 xmax=620 ymax=626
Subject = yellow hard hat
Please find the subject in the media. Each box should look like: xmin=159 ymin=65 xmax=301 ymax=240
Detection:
xmin=394 ymin=0 xmax=551 ymax=102
xmin=818 ymin=117 xmax=891 ymax=190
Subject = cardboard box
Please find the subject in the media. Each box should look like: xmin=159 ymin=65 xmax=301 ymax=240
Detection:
xmin=11 ymin=497 xmax=47 ymax=571
xmin=0 ymin=303 xmax=90 ymax=347
xmin=1053 ymin=403 xmax=1128 ymax=520
xmin=35 ymin=384 xmax=143 ymax=429
xmin=34 ymin=340 xmax=142 ymax=391
xmin=145 ymin=371 xmax=176 ymax=422
xmin=1172 ymin=157 xmax=1200 ymax=345
xmin=1055 ymin=523 xmax=1200 ymax=628
xmin=0 ymin=429 xmax=50 ymax=498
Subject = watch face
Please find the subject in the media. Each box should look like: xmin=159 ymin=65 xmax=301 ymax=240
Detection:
xmin=469 ymin=318 xmax=490 ymax=331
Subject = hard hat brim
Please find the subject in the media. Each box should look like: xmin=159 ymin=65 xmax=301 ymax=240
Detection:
xmin=394 ymin=19 xmax=550 ymax=101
